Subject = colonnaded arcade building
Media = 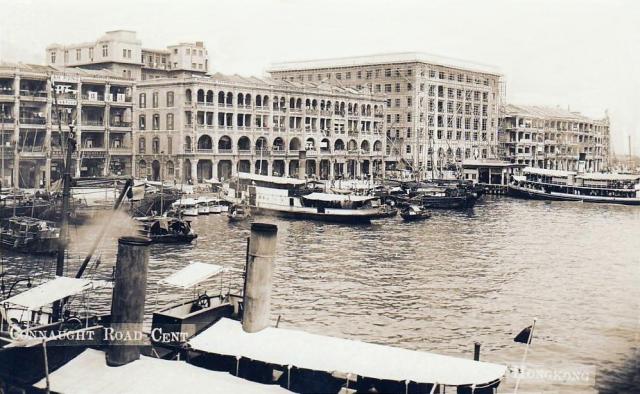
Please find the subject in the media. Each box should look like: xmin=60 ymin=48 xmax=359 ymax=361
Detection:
xmin=134 ymin=73 xmax=386 ymax=183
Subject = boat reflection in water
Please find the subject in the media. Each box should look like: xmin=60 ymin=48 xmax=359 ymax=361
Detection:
xmin=509 ymin=167 xmax=640 ymax=205
xmin=224 ymin=173 xmax=397 ymax=223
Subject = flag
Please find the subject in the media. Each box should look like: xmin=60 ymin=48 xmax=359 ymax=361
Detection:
xmin=514 ymin=325 xmax=533 ymax=344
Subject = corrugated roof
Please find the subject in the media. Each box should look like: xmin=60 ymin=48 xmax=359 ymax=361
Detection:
xmin=268 ymin=51 xmax=501 ymax=76
xmin=0 ymin=62 xmax=129 ymax=81
xmin=503 ymin=104 xmax=605 ymax=123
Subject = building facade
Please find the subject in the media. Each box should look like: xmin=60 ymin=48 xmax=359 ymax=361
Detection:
xmin=500 ymin=104 xmax=610 ymax=172
xmin=46 ymin=30 xmax=209 ymax=81
xmin=0 ymin=63 xmax=134 ymax=188
xmin=268 ymin=52 xmax=503 ymax=177
xmin=134 ymin=74 xmax=386 ymax=183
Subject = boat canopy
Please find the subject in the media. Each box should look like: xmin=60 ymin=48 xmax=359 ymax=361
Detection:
xmin=512 ymin=175 xmax=527 ymax=182
xmin=189 ymin=318 xmax=506 ymax=387
xmin=160 ymin=262 xmax=225 ymax=289
xmin=172 ymin=198 xmax=198 ymax=206
xmin=34 ymin=349 xmax=288 ymax=394
xmin=523 ymin=167 xmax=576 ymax=177
xmin=576 ymin=173 xmax=640 ymax=181
xmin=238 ymin=172 xmax=307 ymax=186
xmin=302 ymin=192 xmax=375 ymax=202
xmin=1 ymin=277 xmax=108 ymax=311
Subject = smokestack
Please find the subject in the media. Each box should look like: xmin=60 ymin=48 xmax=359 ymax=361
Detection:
xmin=106 ymin=236 xmax=151 ymax=366
xmin=242 ymin=223 xmax=278 ymax=333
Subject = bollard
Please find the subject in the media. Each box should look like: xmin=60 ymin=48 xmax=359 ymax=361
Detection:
xmin=242 ymin=223 xmax=278 ymax=333
xmin=106 ymin=236 xmax=151 ymax=367
xmin=473 ymin=342 xmax=481 ymax=361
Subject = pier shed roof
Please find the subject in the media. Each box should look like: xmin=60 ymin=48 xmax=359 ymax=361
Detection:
xmin=189 ymin=318 xmax=506 ymax=387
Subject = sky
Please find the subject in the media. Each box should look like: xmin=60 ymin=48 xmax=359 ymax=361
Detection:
xmin=1 ymin=0 xmax=638 ymax=155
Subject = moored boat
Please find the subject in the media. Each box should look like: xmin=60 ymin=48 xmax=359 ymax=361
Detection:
xmin=0 ymin=217 xmax=60 ymax=255
xmin=400 ymin=205 xmax=431 ymax=221
xmin=197 ymin=197 xmax=210 ymax=215
xmin=227 ymin=204 xmax=251 ymax=222
xmin=226 ymin=173 xmax=397 ymax=224
xmin=172 ymin=198 xmax=199 ymax=216
xmin=509 ymin=167 xmax=640 ymax=205
xmin=135 ymin=216 xmax=198 ymax=244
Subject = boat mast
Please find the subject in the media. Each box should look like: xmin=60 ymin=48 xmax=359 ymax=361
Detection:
xmin=52 ymin=77 xmax=76 ymax=322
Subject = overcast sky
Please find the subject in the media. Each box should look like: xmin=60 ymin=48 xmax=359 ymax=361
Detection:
xmin=1 ymin=0 xmax=638 ymax=155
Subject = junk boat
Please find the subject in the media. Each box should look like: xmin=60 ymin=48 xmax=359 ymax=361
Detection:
xmin=135 ymin=216 xmax=198 ymax=244
xmin=225 ymin=173 xmax=397 ymax=223
xmin=0 ymin=217 xmax=60 ymax=255
xmin=509 ymin=167 xmax=640 ymax=205
xmin=400 ymin=205 xmax=431 ymax=221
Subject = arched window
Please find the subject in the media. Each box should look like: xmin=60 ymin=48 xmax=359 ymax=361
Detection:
xmin=185 ymin=89 xmax=192 ymax=104
xmin=137 ymin=160 xmax=147 ymax=178
xmin=166 ymin=161 xmax=174 ymax=176
xmin=166 ymin=113 xmax=174 ymax=130
xmin=152 ymin=137 xmax=160 ymax=154
xmin=152 ymin=114 xmax=160 ymax=130
xmin=185 ymin=136 xmax=192 ymax=151
xmin=138 ymin=137 xmax=146 ymax=154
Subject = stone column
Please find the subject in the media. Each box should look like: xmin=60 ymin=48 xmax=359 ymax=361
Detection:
xmin=191 ymin=159 xmax=198 ymax=183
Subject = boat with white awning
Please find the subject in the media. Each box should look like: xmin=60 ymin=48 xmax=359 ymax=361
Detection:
xmin=151 ymin=262 xmax=244 ymax=346
xmin=189 ymin=318 xmax=506 ymax=393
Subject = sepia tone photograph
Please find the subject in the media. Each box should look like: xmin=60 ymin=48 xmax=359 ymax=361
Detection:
xmin=0 ymin=0 xmax=638 ymax=393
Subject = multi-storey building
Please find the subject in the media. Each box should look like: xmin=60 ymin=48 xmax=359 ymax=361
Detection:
xmin=0 ymin=63 xmax=134 ymax=188
xmin=268 ymin=52 xmax=503 ymax=177
xmin=134 ymin=73 xmax=386 ymax=183
xmin=46 ymin=30 xmax=209 ymax=81
xmin=500 ymin=104 xmax=610 ymax=172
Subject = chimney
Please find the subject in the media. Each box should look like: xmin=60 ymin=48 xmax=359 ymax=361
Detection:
xmin=106 ymin=236 xmax=151 ymax=366
xmin=242 ymin=223 xmax=278 ymax=333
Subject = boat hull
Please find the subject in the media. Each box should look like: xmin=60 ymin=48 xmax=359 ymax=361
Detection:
xmin=420 ymin=196 xmax=476 ymax=209
xmin=508 ymin=184 xmax=640 ymax=205
xmin=400 ymin=212 xmax=431 ymax=221
xmin=252 ymin=206 xmax=397 ymax=223
xmin=0 ymin=236 xmax=59 ymax=255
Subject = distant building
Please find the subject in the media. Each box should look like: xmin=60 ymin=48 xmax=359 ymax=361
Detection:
xmin=500 ymin=104 xmax=610 ymax=172
xmin=46 ymin=30 xmax=209 ymax=81
xmin=134 ymin=73 xmax=386 ymax=183
xmin=268 ymin=52 xmax=503 ymax=177
xmin=0 ymin=63 xmax=134 ymax=188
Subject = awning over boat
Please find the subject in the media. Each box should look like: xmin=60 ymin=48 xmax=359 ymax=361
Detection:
xmin=523 ymin=167 xmax=576 ymax=177
xmin=189 ymin=318 xmax=507 ymax=386
xmin=576 ymin=173 xmax=640 ymax=181
xmin=302 ymin=192 xmax=375 ymax=202
xmin=160 ymin=262 xmax=225 ymax=289
xmin=34 ymin=349 xmax=288 ymax=394
xmin=238 ymin=172 xmax=307 ymax=186
xmin=1 ymin=277 xmax=108 ymax=310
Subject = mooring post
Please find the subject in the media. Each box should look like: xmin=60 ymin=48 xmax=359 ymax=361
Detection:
xmin=106 ymin=236 xmax=151 ymax=367
xmin=242 ymin=223 xmax=278 ymax=333
xmin=473 ymin=342 xmax=481 ymax=361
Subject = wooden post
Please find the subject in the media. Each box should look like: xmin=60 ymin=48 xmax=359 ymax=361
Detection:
xmin=106 ymin=236 xmax=150 ymax=366
xmin=242 ymin=223 xmax=278 ymax=333
xmin=473 ymin=342 xmax=481 ymax=361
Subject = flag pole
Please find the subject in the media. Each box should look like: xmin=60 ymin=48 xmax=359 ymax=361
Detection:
xmin=513 ymin=318 xmax=536 ymax=394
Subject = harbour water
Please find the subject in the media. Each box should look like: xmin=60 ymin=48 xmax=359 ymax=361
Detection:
xmin=1 ymin=196 xmax=638 ymax=392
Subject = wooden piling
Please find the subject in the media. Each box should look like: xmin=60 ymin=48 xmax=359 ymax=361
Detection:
xmin=106 ymin=236 xmax=151 ymax=367
xmin=473 ymin=342 xmax=481 ymax=361
xmin=242 ymin=223 xmax=278 ymax=333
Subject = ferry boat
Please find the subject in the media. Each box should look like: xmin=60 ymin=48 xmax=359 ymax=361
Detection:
xmin=509 ymin=167 xmax=640 ymax=205
xmin=0 ymin=217 xmax=60 ymax=255
xmin=225 ymin=173 xmax=397 ymax=223
xmin=172 ymin=198 xmax=199 ymax=216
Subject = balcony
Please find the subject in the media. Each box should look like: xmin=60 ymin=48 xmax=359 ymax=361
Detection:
xmin=19 ymin=90 xmax=48 ymax=100
xmin=110 ymin=120 xmax=132 ymax=128
xmin=0 ymin=87 xmax=14 ymax=99
xmin=81 ymin=93 xmax=105 ymax=103
xmin=82 ymin=120 xmax=104 ymax=127
xmin=238 ymin=149 xmax=252 ymax=155
xmin=218 ymin=148 xmax=233 ymax=155
xmin=109 ymin=145 xmax=132 ymax=154
xmin=19 ymin=117 xmax=47 ymax=126
xmin=255 ymin=106 xmax=269 ymax=112
xmin=1 ymin=117 xmax=14 ymax=124
xmin=196 ymin=148 xmax=214 ymax=154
